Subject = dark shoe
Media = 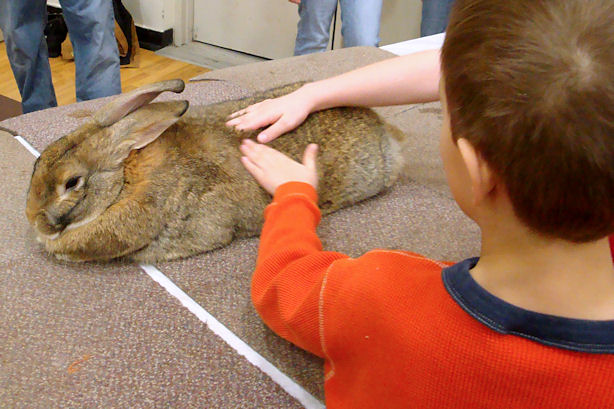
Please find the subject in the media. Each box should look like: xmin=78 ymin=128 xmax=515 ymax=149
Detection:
xmin=45 ymin=12 xmax=68 ymax=58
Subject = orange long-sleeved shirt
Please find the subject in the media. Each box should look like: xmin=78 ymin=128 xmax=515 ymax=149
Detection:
xmin=252 ymin=182 xmax=614 ymax=408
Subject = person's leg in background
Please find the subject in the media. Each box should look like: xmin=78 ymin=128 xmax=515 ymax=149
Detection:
xmin=60 ymin=0 xmax=121 ymax=101
xmin=294 ymin=0 xmax=338 ymax=56
xmin=0 ymin=0 xmax=58 ymax=113
xmin=420 ymin=0 xmax=455 ymax=37
xmin=338 ymin=0 xmax=382 ymax=48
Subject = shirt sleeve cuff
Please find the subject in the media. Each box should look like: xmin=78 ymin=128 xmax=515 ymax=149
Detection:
xmin=273 ymin=182 xmax=318 ymax=205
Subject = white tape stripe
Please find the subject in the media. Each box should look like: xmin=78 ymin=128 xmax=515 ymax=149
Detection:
xmin=13 ymin=135 xmax=324 ymax=409
xmin=140 ymin=264 xmax=325 ymax=409
xmin=14 ymin=135 xmax=41 ymax=157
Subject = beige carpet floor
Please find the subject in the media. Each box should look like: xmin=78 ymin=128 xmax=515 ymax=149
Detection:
xmin=0 ymin=47 xmax=480 ymax=407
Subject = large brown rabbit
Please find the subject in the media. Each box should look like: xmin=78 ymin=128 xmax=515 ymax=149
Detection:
xmin=25 ymin=79 xmax=407 ymax=262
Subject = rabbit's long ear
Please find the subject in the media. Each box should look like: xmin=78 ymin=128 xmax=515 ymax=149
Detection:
xmin=106 ymin=100 xmax=189 ymax=163
xmin=93 ymin=79 xmax=185 ymax=127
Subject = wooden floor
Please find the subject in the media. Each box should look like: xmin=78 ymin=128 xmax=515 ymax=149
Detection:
xmin=0 ymin=42 xmax=209 ymax=106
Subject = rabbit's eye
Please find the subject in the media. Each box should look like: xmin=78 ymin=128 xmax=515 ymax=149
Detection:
xmin=64 ymin=176 xmax=83 ymax=192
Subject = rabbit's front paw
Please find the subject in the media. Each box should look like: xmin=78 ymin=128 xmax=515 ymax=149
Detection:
xmin=54 ymin=252 xmax=87 ymax=263
xmin=45 ymin=240 xmax=86 ymax=262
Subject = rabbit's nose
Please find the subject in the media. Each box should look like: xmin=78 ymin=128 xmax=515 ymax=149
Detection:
xmin=34 ymin=213 xmax=62 ymax=239
xmin=45 ymin=211 xmax=58 ymax=226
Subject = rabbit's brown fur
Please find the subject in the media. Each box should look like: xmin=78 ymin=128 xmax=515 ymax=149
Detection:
xmin=26 ymin=80 xmax=407 ymax=262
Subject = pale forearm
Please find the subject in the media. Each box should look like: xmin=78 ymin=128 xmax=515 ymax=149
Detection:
xmin=226 ymin=49 xmax=442 ymax=143
xmin=301 ymin=49 xmax=441 ymax=111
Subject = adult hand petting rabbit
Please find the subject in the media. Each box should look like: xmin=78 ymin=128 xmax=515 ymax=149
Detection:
xmin=227 ymin=85 xmax=316 ymax=143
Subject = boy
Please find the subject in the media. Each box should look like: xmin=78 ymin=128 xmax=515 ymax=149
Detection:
xmin=237 ymin=0 xmax=614 ymax=407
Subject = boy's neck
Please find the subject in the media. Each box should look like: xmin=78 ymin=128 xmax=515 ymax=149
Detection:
xmin=471 ymin=226 xmax=614 ymax=321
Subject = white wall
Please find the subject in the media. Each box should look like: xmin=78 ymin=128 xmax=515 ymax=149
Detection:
xmin=45 ymin=0 xmax=422 ymax=53
xmin=47 ymin=0 xmax=174 ymax=32
xmin=122 ymin=0 xmax=175 ymax=32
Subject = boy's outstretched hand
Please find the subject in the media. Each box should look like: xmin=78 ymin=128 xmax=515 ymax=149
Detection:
xmin=239 ymin=139 xmax=318 ymax=195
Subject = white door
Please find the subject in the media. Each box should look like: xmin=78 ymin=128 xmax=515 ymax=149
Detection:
xmin=191 ymin=0 xmax=422 ymax=60
xmin=192 ymin=0 xmax=303 ymax=59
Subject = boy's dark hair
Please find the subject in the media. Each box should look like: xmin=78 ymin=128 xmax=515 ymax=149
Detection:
xmin=441 ymin=0 xmax=614 ymax=242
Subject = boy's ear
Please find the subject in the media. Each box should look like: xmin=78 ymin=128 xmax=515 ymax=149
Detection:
xmin=457 ymin=138 xmax=496 ymax=205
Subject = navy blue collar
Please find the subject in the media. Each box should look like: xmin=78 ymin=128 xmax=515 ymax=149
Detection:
xmin=442 ymin=258 xmax=614 ymax=353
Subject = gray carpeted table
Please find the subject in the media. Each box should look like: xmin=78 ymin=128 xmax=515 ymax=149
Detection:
xmin=0 ymin=46 xmax=480 ymax=408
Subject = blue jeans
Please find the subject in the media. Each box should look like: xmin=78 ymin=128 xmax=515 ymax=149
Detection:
xmin=294 ymin=0 xmax=383 ymax=56
xmin=421 ymin=0 xmax=456 ymax=37
xmin=0 ymin=0 xmax=121 ymax=113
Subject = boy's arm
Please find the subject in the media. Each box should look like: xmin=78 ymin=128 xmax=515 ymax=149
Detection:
xmin=240 ymin=140 xmax=347 ymax=356
xmin=253 ymin=182 xmax=348 ymax=356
